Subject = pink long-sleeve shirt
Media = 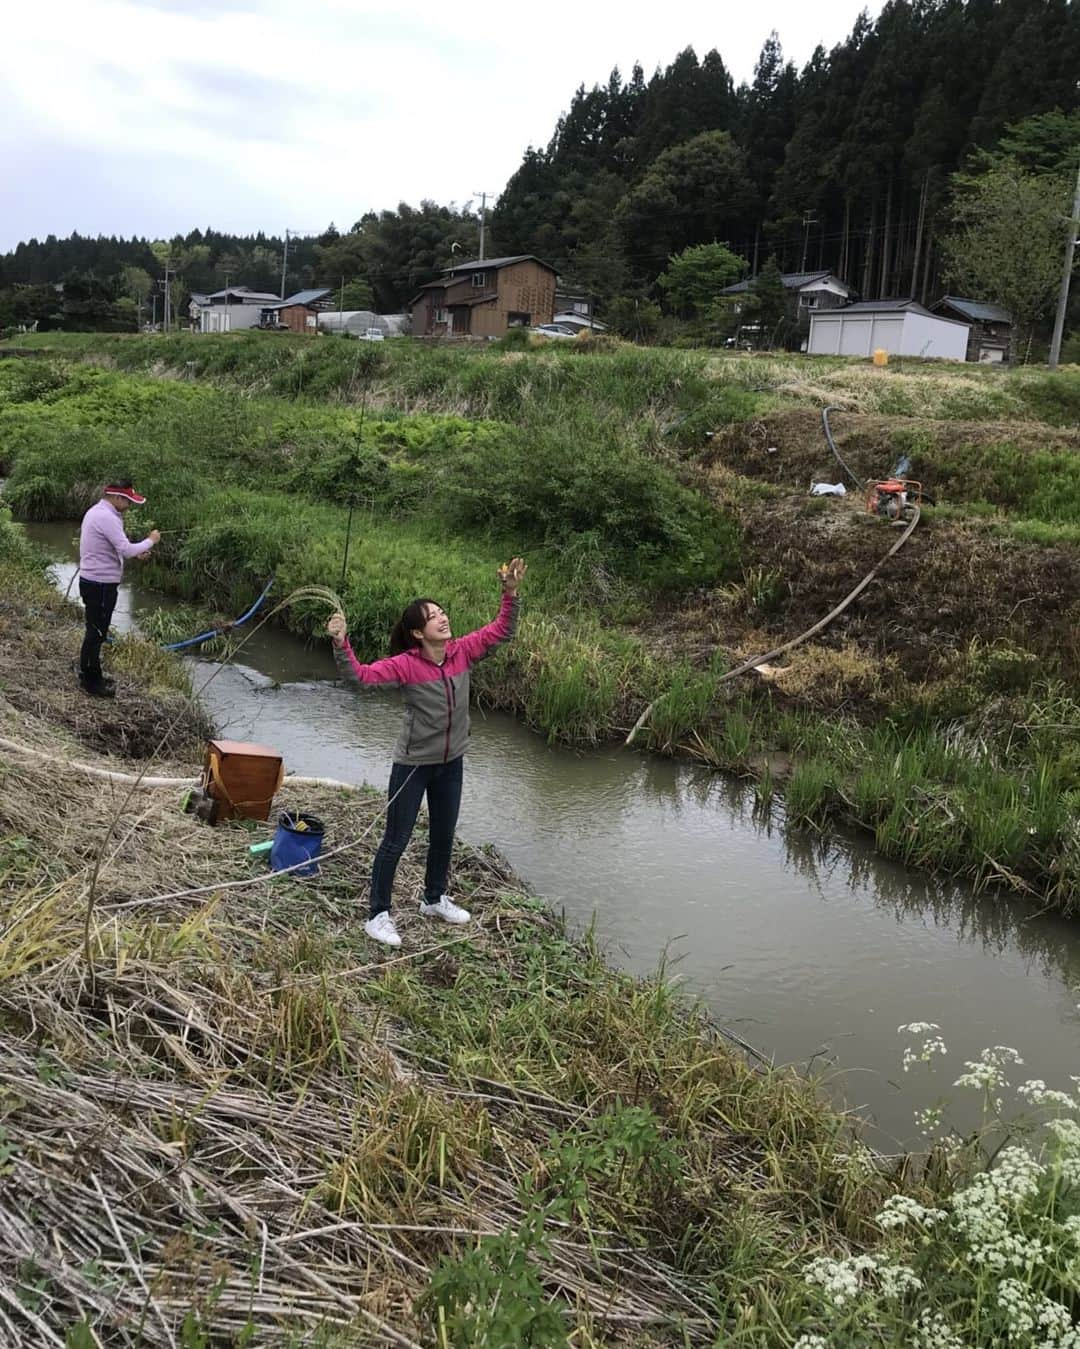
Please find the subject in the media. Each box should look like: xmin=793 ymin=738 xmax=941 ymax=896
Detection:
xmin=79 ymin=498 xmax=154 ymax=582
xmin=334 ymin=592 xmax=520 ymax=764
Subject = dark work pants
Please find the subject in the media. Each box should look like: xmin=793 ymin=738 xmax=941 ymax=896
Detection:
xmin=79 ymin=579 xmax=119 ymax=681
xmin=369 ymin=756 xmax=464 ymax=918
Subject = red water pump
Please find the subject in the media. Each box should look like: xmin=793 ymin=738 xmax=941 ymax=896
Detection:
xmin=866 ymin=478 xmax=922 ymax=521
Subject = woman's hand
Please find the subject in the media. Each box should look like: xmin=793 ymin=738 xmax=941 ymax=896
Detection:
xmin=498 ymin=557 xmax=527 ymax=594
xmin=326 ymin=612 xmax=347 ymax=647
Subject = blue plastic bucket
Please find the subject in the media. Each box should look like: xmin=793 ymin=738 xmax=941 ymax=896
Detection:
xmin=270 ymin=812 xmax=325 ymax=877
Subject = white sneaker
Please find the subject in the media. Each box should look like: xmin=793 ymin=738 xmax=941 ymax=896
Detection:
xmin=364 ymin=911 xmax=402 ymax=947
xmin=419 ymin=895 xmax=470 ymax=925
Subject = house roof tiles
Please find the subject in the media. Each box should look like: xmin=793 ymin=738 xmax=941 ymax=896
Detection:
xmin=935 ymin=295 xmax=1012 ymax=324
xmin=722 ymin=270 xmax=854 ymax=295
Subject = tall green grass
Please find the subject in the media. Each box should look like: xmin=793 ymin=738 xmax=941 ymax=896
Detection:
xmin=665 ymin=686 xmax=1080 ymax=905
xmin=0 ymin=359 xmax=740 ymax=594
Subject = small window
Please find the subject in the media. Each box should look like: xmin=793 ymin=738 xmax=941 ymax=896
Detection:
xmin=472 ymin=272 xmax=487 ymax=288
xmin=434 ymin=308 xmax=447 ymax=323
xmin=507 ymin=312 xmax=530 ymax=327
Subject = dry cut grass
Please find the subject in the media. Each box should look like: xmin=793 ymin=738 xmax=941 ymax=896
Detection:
xmin=0 ymin=693 xmax=874 ymax=1346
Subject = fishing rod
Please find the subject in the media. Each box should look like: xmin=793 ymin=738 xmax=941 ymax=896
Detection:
xmin=339 ymin=373 xmax=370 ymax=593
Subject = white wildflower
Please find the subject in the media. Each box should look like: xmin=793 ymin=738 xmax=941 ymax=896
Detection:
xmin=903 ymin=1035 xmax=948 ymax=1072
xmin=898 ymin=1021 xmax=942 ymax=1035
xmin=998 ymin=1278 xmax=1037 ymax=1336
xmin=876 ymin=1194 xmax=947 ymax=1231
xmin=911 ymin=1308 xmax=965 ymax=1349
xmin=1048 ymin=1121 xmax=1080 ymax=1185
xmin=793 ymin=1337 xmax=829 ymax=1349
xmin=878 ymin=1261 xmax=922 ymax=1299
xmin=992 ymin=1145 xmax=1045 ymax=1205
xmin=803 ymin=1253 xmax=877 ymax=1308
xmin=1035 ymin=1295 xmax=1080 ymax=1344
xmin=914 ymin=1105 xmax=945 ymax=1136
xmin=1048 ymin=1119 xmax=1080 ymax=1150
xmin=1018 ymin=1079 xmax=1078 ymax=1110
xmin=954 ymin=1045 xmax=1024 ymax=1092
xmin=952 ymin=1170 xmax=1047 ymax=1269
xmin=1062 ymin=1215 xmax=1080 ymax=1245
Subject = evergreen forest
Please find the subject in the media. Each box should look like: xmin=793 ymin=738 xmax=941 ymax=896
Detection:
xmin=2 ymin=0 xmax=1079 ymax=341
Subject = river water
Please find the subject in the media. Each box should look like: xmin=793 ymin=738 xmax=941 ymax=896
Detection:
xmin=27 ymin=521 xmax=1080 ymax=1148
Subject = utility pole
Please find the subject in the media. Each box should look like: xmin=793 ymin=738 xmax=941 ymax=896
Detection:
xmin=161 ymin=260 xmax=173 ymax=334
xmin=1048 ymin=154 xmax=1080 ymax=371
xmin=280 ymin=228 xmax=303 ymax=299
xmin=800 ymin=211 xmax=817 ymax=274
xmin=223 ymin=271 xmax=231 ymax=334
xmin=473 ymin=192 xmax=492 ymax=261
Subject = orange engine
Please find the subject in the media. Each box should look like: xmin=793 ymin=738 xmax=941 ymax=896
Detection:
xmin=866 ymin=478 xmax=922 ymax=519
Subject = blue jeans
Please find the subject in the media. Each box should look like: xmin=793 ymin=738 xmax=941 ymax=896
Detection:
xmin=369 ymin=757 xmax=464 ymax=918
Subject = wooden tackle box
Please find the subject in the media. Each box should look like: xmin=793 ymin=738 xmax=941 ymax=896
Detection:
xmin=202 ymin=739 xmax=284 ymax=823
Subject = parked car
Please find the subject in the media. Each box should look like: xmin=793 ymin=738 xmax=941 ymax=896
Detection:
xmin=531 ymin=324 xmax=577 ymax=340
xmin=359 ymin=328 xmax=385 ymax=342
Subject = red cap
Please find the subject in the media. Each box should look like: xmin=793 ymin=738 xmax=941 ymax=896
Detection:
xmin=104 ymin=483 xmax=146 ymax=505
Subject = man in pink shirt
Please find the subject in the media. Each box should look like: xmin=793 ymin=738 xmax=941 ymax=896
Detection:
xmin=77 ymin=480 xmax=160 ymax=697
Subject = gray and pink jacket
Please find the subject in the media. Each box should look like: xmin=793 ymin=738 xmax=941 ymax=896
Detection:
xmin=334 ymin=592 xmax=520 ymax=765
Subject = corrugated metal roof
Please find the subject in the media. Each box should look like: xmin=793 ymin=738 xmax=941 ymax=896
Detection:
xmin=837 ymin=299 xmax=930 ymax=314
xmin=206 ymin=286 xmax=281 ymax=303
xmin=263 ymin=288 xmax=333 ymax=309
xmin=812 ymin=299 xmax=970 ymax=327
xmin=283 ymin=288 xmax=332 ymax=306
xmin=444 ymin=254 xmax=556 ymax=274
xmin=936 ymin=295 xmax=1012 ymax=324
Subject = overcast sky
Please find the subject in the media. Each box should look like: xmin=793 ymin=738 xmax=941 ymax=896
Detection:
xmin=1 ymin=0 xmax=884 ymax=253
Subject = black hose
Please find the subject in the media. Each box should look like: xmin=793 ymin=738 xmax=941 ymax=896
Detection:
xmin=821 ymin=405 xmax=862 ymax=490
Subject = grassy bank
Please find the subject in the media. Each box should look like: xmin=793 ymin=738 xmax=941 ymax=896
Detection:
xmin=0 ymin=517 xmax=873 ymax=1345
xmin=6 ymin=512 xmax=1080 ymax=1346
xmin=1 ymin=337 xmax=1078 ymax=907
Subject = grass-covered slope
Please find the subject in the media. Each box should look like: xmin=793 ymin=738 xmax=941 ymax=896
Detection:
xmin=1 ymin=335 xmax=1078 ymax=905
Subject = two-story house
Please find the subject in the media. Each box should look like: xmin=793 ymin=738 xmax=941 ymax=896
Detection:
xmin=409 ymin=255 xmax=558 ymax=338
xmin=719 ymin=270 xmax=858 ymax=314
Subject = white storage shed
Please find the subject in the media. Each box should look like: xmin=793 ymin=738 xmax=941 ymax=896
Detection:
xmin=808 ymin=300 xmax=970 ymax=361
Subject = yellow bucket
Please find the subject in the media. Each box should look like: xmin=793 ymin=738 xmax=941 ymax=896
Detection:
xmin=872 ymin=348 xmax=889 ymax=367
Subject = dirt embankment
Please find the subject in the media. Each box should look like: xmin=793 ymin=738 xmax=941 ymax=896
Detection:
xmin=0 ymin=577 xmax=209 ymax=760
xmin=708 ymin=407 xmax=1080 ymax=497
xmin=693 ymin=412 xmax=1080 ymax=689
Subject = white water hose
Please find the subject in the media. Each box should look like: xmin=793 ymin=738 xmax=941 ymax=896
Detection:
xmin=0 ymin=735 xmax=357 ymax=792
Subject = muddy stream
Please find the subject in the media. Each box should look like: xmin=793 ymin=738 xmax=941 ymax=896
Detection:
xmin=28 ymin=521 xmax=1080 ymax=1149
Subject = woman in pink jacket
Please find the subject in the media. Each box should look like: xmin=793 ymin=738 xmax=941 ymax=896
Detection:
xmin=326 ymin=557 xmax=526 ymax=947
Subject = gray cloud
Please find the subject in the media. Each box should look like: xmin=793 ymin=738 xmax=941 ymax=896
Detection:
xmin=0 ymin=136 xmax=284 ymax=248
